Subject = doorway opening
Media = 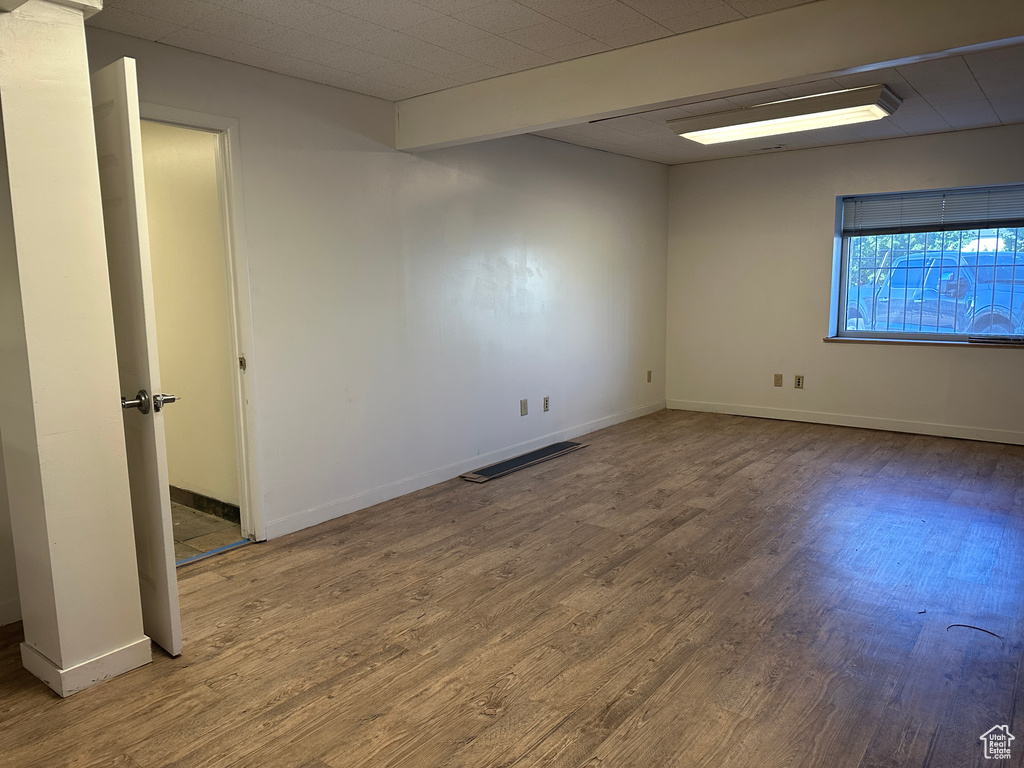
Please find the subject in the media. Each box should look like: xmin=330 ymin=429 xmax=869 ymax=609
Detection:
xmin=139 ymin=111 xmax=263 ymax=560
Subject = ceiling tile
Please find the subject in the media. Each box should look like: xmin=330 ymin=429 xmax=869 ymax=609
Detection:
xmin=973 ymin=76 xmax=1024 ymax=102
xmin=186 ymin=8 xmax=281 ymax=44
xmin=503 ymin=19 xmax=591 ymax=51
xmin=990 ymin=98 xmax=1024 ymax=124
xmin=675 ymin=97 xmax=735 ymax=115
xmin=330 ymin=72 xmax=418 ymax=99
xmin=559 ymin=3 xmax=654 ymax=37
xmin=966 ymin=45 xmax=1024 ymax=85
xmin=661 ymin=5 xmax=742 ymax=33
xmin=725 ymin=0 xmax=816 ymax=16
xmin=933 ymin=100 xmax=1001 ymax=131
xmin=846 ymin=119 xmax=907 ymax=140
xmin=267 ymin=58 xmax=352 ymax=85
xmin=965 ymin=45 xmax=1024 ymax=101
xmin=619 ymin=0 xmax=730 ymax=23
xmin=447 ymin=63 xmax=506 ymax=82
xmin=452 ymin=34 xmax=554 ymax=68
xmin=157 ymin=26 xmax=272 ymax=61
xmin=88 ymin=7 xmax=182 ymax=40
xmin=724 ymin=88 xmax=787 ymax=106
xmin=363 ymin=61 xmax=460 ymax=91
xmin=252 ymin=27 xmax=346 ymax=60
xmin=595 ymin=20 xmax=673 ymax=47
xmin=885 ymin=99 xmax=950 ymax=134
xmin=534 ymin=126 xmax=591 ymax=140
xmin=776 ymin=78 xmax=842 ymax=98
xmin=404 ymin=47 xmax=489 ymax=75
xmin=229 ymin=0 xmax=335 ymax=28
xmin=517 ymin=0 xmax=621 ymax=21
xmin=643 ymin=105 xmax=695 ymax=121
xmin=416 ymin=0 xmax=494 ymax=11
xmin=103 ymin=0 xmax=218 ymax=26
xmin=897 ymin=57 xmax=986 ymax=106
xmin=225 ymin=45 xmax=342 ymax=82
xmin=404 ymin=15 xmax=494 ymax=46
xmin=453 ymin=1 xmax=550 ymax=34
xmin=248 ymin=26 xmax=391 ymax=72
xmin=606 ymin=115 xmax=671 ymax=135
xmin=90 ymin=2 xmax=1024 ymax=164
xmin=286 ymin=11 xmax=388 ymax=46
xmin=310 ymin=43 xmax=394 ymax=73
xmin=311 ymin=0 xmax=366 ymax=9
xmin=544 ymin=38 xmax=611 ymax=61
xmin=831 ymin=67 xmax=903 ymax=90
xmin=342 ymin=1 xmax=445 ymax=29
xmin=346 ymin=28 xmax=447 ymax=63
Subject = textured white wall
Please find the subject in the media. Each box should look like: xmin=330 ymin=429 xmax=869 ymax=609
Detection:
xmin=667 ymin=125 xmax=1024 ymax=444
xmin=86 ymin=30 xmax=669 ymax=539
xmin=141 ymin=120 xmax=240 ymax=506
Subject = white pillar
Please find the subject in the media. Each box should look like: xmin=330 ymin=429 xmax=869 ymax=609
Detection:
xmin=0 ymin=423 xmax=19 ymax=627
xmin=0 ymin=0 xmax=150 ymax=696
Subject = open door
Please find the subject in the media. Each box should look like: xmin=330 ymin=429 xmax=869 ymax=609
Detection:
xmin=92 ymin=58 xmax=182 ymax=656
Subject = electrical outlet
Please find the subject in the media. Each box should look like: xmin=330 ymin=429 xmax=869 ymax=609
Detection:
xmin=520 ymin=398 xmax=528 ymax=416
xmin=794 ymin=375 xmax=805 ymax=389
xmin=647 ymin=370 xmax=652 ymax=383
xmin=773 ymin=373 xmax=783 ymax=387
xmin=543 ymin=396 xmax=550 ymax=412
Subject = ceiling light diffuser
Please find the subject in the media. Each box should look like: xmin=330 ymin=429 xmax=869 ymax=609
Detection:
xmin=668 ymin=85 xmax=902 ymax=145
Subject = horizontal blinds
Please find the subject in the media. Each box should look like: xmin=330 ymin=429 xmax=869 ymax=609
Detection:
xmin=842 ymin=185 xmax=1024 ymax=236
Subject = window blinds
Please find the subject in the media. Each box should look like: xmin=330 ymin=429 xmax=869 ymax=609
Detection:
xmin=842 ymin=184 xmax=1024 ymax=236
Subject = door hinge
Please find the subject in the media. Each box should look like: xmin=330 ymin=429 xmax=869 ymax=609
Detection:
xmin=239 ymin=355 xmax=247 ymax=371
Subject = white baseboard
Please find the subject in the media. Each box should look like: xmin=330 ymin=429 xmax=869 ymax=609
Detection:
xmin=265 ymin=400 xmax=667 ymax=539
xmin=0 ymin=597 xmax=20 ymax=627
xmin=21 ymin=636 xmax=151 ymax=697
xmin=666 ymin=399 xmax=1024 ymax=446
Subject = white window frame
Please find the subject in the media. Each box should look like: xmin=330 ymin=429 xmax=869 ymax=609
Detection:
xmin=831 ymin=184 xmax=1024 ymax=342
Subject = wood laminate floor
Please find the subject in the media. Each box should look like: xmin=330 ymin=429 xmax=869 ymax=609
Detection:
xmin=1 ymin=410 xmax=1022 ymax=767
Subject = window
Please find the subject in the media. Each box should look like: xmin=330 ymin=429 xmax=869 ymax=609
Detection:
xmin=836 ymin=184 xmax=1024 ymax=341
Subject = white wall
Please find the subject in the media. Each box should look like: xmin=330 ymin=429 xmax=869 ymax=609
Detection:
xmin=87 ymin=30 xmax=669 ymax=539
xmin=141 ymin=120 xmax=240 ymax=506
xmin=667 ymin=125 xmax=1024 ymax=444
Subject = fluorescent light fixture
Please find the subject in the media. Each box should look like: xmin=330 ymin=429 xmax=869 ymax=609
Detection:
xmin=668 ymin=85 xmax=902 ymax=145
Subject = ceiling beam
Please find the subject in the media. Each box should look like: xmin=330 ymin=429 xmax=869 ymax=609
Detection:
xmin=0 ymin=1 xmax=103 ymax=16
xmin=396 ymin=0 xmax=1024 ymax=152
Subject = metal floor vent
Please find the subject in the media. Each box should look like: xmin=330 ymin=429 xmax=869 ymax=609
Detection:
xmin=461 ymin=441 xmax=586 ymax=483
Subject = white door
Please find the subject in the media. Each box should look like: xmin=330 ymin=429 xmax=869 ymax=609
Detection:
xmin=92 ymin=58 xmax=182 ymax=657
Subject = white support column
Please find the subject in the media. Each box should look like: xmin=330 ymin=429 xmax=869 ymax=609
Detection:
xmin=0 ymin=0 xmax=150 ymax=696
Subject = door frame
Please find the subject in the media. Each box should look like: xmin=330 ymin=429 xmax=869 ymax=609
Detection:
xmin=139 ymin=103 xmax=265 ymax=542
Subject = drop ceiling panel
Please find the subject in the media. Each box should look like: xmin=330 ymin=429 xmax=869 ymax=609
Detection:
xmin=89 ymin=0 xmax=820 ymax=103
xmin=453 ymin=1 xmax=550 ymax=34
xmin=87 ymin=0 xmax=1024 ymax=165
xmin=661 ymin=5 xmax=743 ymax=34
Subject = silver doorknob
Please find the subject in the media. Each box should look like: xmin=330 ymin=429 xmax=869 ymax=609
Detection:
xmin=153 ymin=393 xmax=180 ymax=412
xmin=121 ymin=389 xmax=151 ymax=414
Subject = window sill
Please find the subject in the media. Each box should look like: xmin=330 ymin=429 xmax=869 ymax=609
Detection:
xmin=824 ymin=336 xmax=1024 ymax=348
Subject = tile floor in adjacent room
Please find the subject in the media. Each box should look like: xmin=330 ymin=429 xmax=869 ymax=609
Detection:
xmin=171 ymin=502 xmax=244 ymax=563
